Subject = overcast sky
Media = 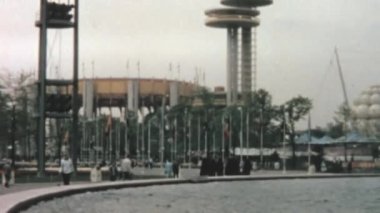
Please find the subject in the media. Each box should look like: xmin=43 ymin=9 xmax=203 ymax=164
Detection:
xmin=1 ymin=0 xmax=380 ymax=129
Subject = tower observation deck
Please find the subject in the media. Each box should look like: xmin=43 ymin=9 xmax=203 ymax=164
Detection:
xmin=205 ymin=0 xmax=273 ymax=105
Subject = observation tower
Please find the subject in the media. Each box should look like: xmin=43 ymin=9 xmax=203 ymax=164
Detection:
xmin=205 ymin=0 xmax=272 ymax=105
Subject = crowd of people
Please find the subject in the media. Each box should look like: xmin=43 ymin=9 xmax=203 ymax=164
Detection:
xmin=163 ymin=160 xmax=180 ymax=178
xmin=199 ymin=156 xmax=253 ymax=176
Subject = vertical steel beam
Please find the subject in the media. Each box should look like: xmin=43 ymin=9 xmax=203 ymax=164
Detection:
xmin=72 ymin=0 xmax=79 ymax=172
xmin=37 ymin=0 xmax=47 ymax=177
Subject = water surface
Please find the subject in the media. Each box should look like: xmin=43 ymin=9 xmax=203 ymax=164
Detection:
xmin=24 ymin=178 xmax=380 ymax=213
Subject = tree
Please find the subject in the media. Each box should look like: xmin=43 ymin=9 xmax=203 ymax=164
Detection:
xmin=326 ymin=103 xmax=351 ymax=138
xmin=283 ymin=96 xmax=312 ymax=168
xmin=0 ymin=90 xmax=11 ymax=158
xmin=247 ymin=89 xmax=277 ymax=147
xmin=0 ymin=70 xmax=35 ymax=159
xmin=194 ymin=87 xmax=214 ymax=156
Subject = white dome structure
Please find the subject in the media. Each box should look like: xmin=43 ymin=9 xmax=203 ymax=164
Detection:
xmin=370 ymin=94 xmax=380 ymax=105
xmin=359 ymin=93 xmax=371 ymax=105
xmin=352 ymin=85 xmax=380 ymax=136
xmin=369 ymin=105 xmax=380 ymax=118
xmin=355 ymin=105 xmax=369 ymax=119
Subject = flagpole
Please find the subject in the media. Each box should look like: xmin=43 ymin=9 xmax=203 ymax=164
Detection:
xmin=240 ymin=107 xmax=243 ymax=163
xmin=117 ymin=118 xmax=120 ymax=160
xmin=136 ymin=114 xmax=140 ymax=161
xmin=308 ymin=112 xmax=312 ymax=174
xmin=213 ymin=128 xmax=216 ymax=159
xmin=174 ymin=117 xmax=177 ymax=160
xmin=205 ymin=127 xmax=208 ymax=156
xmin=125 ymin=109 xmax=128 ymax=156
xmin=222 ymin=113 xmax=225 ymax=175
xmin=197 ymin=115 xmax=200 ymax=162
xmin=124 ymin=60 xmax=129 ymax=157
xmin=160 ymin=97 xmax=165 ymax=167
xmin=282 ymin=108 xmax=286 ymax=174
xmin=170 ymin=120 xmax=173 ymax=162
xmin=142 ymin=110 xmax=145 ymax=164
xmin=260 ymin=109 xmax=263 ymax=168
xmin=148 ymin=118 xmax=151 ymax=160
xmin=246 ymin=109 xmax=249 ymax=157
xmin=229 ymin=114 xmax=232 ymax=158
xmin=184 ymin=109 xmax=187 ymax=164
xmin=188 ymin=114 xmax=192 ymax=169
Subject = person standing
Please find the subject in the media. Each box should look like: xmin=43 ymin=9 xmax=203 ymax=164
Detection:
xmin=109 ymin=161 xmax=118 ymax=181
xmin=121 ymin=155 xmax=132 ymax=180
xmin=172 ymin=160 xmax=180 ymax=178
xmin=216 ymin=157 xmax=224 ymax=176
xmin=60 ymin=154 xmax=74 ymax=185
xmin=243 ymin=158 xmax=252 ymax=175
xmin=164 ymin=160 xmax=173 ymax=178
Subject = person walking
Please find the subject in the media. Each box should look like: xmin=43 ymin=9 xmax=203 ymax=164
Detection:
xmin=3 ymin=159 xmax=12 ymax=188
xmin=60 ymin=154 xmax=74 ymax=185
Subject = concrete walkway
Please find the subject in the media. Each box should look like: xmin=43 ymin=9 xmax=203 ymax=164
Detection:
xmin=2 ymin=169 xmax=379 ymax=213
xmin=0 ymin=168 xmax=302 ymax=195
xmin=0 ymin=167 xmax=199 ymax=195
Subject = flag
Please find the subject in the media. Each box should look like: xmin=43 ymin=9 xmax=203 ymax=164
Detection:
xmin=105 ymin=114 xmax=112 ymax=135
xmin=63 ymin=130 xmax=70 ymax=144
xmin=223 ymin=119 xmax=230 ymax=140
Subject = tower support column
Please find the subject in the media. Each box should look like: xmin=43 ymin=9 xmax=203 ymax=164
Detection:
xmin=241 ymin=27 xmax=252 ymax=101
xmin=227 ymin=27 xmax=238 ymax=106
xmin=37 ymin=0 xmax=47 ymax=176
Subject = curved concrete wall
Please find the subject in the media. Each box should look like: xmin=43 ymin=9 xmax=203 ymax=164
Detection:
xmin=2 ymin=173 xmax=380 ymax=213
